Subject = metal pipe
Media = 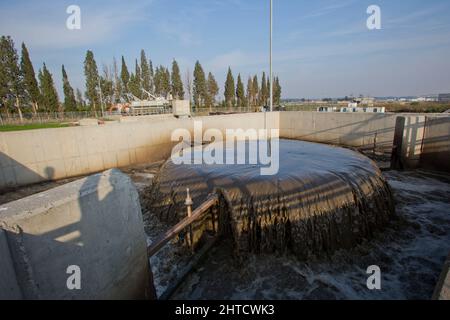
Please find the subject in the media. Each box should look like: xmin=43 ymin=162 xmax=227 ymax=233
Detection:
xmin=147 ymin=194 xmax=218 ymax=257
xmin=185 ymin=188 xmax=194 ymax=253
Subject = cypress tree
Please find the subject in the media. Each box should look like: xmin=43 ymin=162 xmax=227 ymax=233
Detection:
xmin=20 ymin=43 xmax=40 ymax=114
xmin=0 ymin=40 xmax=8 ymax=115
xmin=135 ymin=59 xmax=141 ymax=93
xmin=126 ymin=59 xmax=142 ymax=99
xmin=83 ymin=50 xmax=100 ymax=112
xmin=154 ymin=66 xmax=170 ymax=98
xmin=0 ymin=36 xmax=24 ymax=120
xmin=252 ymin=75 xmax=259 ymax=107
xmin=274 ymin=76 xmax=282 ymax=105
xmin=236 ymin=73 xmax=245 ymax=108
xmin=193 ymin=61 xmax=206 ymax=108
xmin=206 ymin=72 xmax=219 ymax=110
xmin=120 ymin=56 xmax=130 ymax=98
xmin=224 ymin=67 xmax=235 ymax=109
xmin=62 ymin=65 xmax=77 ymax=111
xmin=128 ymin=73 xmax=141 ymax=98
xmin=38 ymin=63 xmax=59 ymax=112
xmin=171 ymin=59 xmax=184 ymax=100
xmin=161 ymin=67 xmax=171 ymax=98
xmin=140 ymin=50 xmax=151 ymax=95
xmin=260 ymin=72 xmax=267 ymax=106
xmin=246 ymin=76 xmax=253 ymax=109
xmin=153 ymin=66 xmax=161 ymax=96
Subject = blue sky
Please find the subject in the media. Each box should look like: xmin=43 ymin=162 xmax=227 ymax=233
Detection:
xmin=1 ymin=0 xmax=450 ymax=99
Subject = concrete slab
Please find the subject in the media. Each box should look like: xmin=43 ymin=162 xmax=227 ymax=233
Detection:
xmin=0 ymin=229 xmax=22 ymax=299
xmin=0 ymin=169 xmax=151 ymax=299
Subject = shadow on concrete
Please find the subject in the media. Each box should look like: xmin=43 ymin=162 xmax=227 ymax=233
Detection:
xmin=0 ymin=152 xmax=47 ymax=192
xmin=0 ymin=166 xmax=154 ymax=299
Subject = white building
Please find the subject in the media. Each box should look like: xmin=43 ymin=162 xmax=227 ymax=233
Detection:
xmin=340 ymin=106 xmax=385 ymax=113
xmin=317 ymin=106 xmax=338 ymax=112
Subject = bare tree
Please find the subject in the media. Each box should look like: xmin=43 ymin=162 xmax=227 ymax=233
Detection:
xmin=101 ymin=63 xmax=114 ymax=107
xmin=112 ymin=57 xmax=122 ymax=104
xmin=184 ymin=68 xmax=192 ymax=104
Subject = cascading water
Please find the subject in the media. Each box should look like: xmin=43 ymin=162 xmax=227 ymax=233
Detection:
xmin=144 ymin=139 xmax=395 ymax=259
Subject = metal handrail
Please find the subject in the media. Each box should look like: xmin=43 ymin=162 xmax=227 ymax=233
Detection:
xmin=147 ymin=193 xmax=219 ymax=257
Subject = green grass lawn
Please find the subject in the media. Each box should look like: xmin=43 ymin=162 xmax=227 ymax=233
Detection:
xmin=0 ymin=122 xmax=70 ymax=132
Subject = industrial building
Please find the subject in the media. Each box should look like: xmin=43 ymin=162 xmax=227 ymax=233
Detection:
xmin=438 ymin=93 xmax=450 ymax=102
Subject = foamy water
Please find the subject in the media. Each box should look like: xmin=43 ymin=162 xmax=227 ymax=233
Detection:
xmin=170 ymin=170 xmax=450 ymax=300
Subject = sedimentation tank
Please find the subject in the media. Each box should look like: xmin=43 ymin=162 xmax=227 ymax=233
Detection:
xmin=146 ymin=139 xmax=395 ymax=259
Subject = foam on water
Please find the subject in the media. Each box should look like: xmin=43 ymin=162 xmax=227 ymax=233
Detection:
xmin=170 ymin=170 xmax=450 ymax=300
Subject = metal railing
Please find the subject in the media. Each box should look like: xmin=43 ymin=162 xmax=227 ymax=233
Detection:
xmin=147 ymin=189 xmax=220 ymax=300
xmin=147 ymin=190 xmax=219 ymax=257
xmin=0 ymin=106 xmax=269 ymax=126
xmin=0 ymin=111 xmax=102 ymax=125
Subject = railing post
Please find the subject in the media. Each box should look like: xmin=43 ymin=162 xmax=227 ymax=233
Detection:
xmin=211 ymin=204 xmax=217 ymax=234
xmin=373 ymin=131 xmax=378 ymax=156
xmin=185 ymin=188 xmax=194 ymax=253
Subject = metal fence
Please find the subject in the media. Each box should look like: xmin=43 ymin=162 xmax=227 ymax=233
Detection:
xmin=0 ymin=109 xmax=175 ymax=125
xmin=0 ymin=111 xmax=101 ymax=125
xmin=0 ymin=106 xmax=274 ymax=126
xmin=0 ymin=108 xmax=260 ymax=125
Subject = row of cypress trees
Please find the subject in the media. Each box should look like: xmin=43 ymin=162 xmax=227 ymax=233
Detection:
xmin=0 ymin=35 xmax=282 ymax=118
xmin=0 ymin=35 xmax=82 ymax=119
xmin=192 ymin=63 xmax=281 ymax=110
xmin=224 ymin=68 xmax=282 ymax=110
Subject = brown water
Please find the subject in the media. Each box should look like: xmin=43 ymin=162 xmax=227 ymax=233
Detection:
xmin=171 ymin=170 xmax=450 ymax=300
xmin=145 ymin=139 xmax=395 ymax=260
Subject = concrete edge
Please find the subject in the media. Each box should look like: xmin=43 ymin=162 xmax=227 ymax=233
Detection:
xmin=433 ymin=253 xmax=450 ymax=300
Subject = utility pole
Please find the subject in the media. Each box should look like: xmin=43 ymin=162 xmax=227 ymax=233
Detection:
xmin=270 ymin=0 xmax=273 ymax=112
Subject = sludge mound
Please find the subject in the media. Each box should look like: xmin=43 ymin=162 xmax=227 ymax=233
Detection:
xmin=144 ymin=139 xmax=395 ymax=259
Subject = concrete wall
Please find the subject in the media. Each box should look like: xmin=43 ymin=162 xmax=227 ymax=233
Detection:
xmin=279 ymin=111 xmax=426 ymax=154
xmin=0 ymin=113 xmax=279 ymax=191
xmin=280 ymin=112 xmax=450 ymax=170
xmin=0 ymin=117 xmax=188 ymax=190
xmin=390 ymin=115 xmax=427 ymax=169
xmin=0 ymin=169 xmax=152 ymax=299
xmin=421 ymin=116 xmax=450 ymax=172
xmin=1 ymin=112 xmax=449 ymax=191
